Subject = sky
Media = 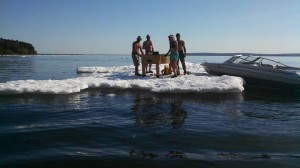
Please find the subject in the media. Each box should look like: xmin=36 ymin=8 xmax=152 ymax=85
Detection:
xmin=1 ymin=0 xmax=300 ymax=54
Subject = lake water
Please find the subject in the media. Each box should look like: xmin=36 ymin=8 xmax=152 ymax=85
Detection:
xmin=0 ymin=55 xmax=300 ymax=168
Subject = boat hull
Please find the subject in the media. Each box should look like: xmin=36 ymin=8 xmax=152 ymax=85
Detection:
xmin=202 ymin=63 xmax=300 ymax=89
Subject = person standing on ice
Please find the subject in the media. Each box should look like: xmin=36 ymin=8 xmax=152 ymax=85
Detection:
xmin=143 ymin=34 xmax=155 ymax=73
xmin=165 ymin=34 xmax=179 ymax=78
xmin=176 ymin=33 xmax=187 ymax=75
xmin=132 ymin=36 xmax=144 ymax=76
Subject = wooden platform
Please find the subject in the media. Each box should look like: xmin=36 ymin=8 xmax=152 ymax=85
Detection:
xmin=142 ymin=55 xmax=170 ymax=77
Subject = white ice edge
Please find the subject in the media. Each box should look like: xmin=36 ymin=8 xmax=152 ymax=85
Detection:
xmin=0 ymin=63 xmax=244 ymax=95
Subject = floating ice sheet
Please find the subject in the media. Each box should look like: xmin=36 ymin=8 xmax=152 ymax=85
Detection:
xmin=0 ymin=63 xmax=244 ymax=95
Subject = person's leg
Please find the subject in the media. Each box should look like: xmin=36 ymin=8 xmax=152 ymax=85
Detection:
xmin=171 ymin=61 xmax=177 ymax=77
xmin=132 ymin=54 xmax=140 ymax=75
xmin=177 ymin=59 xmax=180 ymax=75
xmin=149 ymin=64 xmax=153 ymax=73
xmin=180 ymin=55 xmax=187 ymax=74
xmin=170 ymin=52 xmax=178 ymax=77
xmin=135 ymin=66 xmax=140 ymax=75
xmin=178 ymin=51 xmax=185 ymax=75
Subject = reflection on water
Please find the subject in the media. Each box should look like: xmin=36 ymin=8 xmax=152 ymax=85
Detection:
xmin=129 ymin=90 xmax=245 ymax=129
xmin=1 ymin=88 xmax=300 ymax=167
xmin=131 ymin=95 xmax=187 ymax=127
xmin=244 ymin=86 xmax=300 ymax=103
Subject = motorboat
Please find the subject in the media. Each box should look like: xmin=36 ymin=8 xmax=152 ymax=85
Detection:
xmin=202 ymin=55 xmax=300 ymax=89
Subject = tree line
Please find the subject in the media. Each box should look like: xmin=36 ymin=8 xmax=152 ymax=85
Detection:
xmin=0 ymin=38 xmax=37 ymax=55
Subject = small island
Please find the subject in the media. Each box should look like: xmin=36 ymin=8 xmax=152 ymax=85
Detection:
xmin=0 ymin=38 xmax=37 ymax=55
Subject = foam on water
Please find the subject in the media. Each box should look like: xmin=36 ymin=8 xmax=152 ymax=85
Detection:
xmin=0 ymin=63 xmax=244 ymax=95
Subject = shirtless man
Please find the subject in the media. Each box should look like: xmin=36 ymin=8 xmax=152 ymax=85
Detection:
xmin=143 ymin=35 xmax=154 ymax=73
xmin=132 ymin=36 xmax=144 ymax=76
xmin=176 ymin=33 xmax=187 ymax=75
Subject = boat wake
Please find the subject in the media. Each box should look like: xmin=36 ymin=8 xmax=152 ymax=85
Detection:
xmin=0 ymin=63 xmax=244 ymax=95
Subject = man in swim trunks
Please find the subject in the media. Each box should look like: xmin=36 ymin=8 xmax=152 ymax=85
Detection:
xmin=176 ymin=33 xmax=187 ymax=75
xmin=165 ymin=34 xmax=179 ymax=78
xmin=132 ymin=36 xmax=144 ymax=76
xmin=143 ymin=35 xmax=155 ymax=73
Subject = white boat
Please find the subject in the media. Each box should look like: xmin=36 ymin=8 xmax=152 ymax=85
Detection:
xmin=202 ymin=55 xmax=300 ymax=89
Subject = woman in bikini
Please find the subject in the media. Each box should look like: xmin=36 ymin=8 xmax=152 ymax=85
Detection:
xmin=165 ymin=35 xmax=179 ymax=78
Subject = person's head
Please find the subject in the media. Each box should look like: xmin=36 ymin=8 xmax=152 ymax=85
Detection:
xmin=137 ymin=36 xmax=142 ymax=42
xmin=146 ymin=34 xmax=150 ymax=40
xmin=176 ymin=33 xmax=181 ymax=39
xmin=168 ymin=34 xmax=174 ymax=41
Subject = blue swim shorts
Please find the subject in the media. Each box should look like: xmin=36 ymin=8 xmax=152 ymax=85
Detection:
xmin=170 ymin=52 xmax=179 ymax=61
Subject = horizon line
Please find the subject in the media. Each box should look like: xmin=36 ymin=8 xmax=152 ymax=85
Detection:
xmin=2 ymin=52 xmax=300 ymax=56
xmin=35 ymin=52 xmax=300 ymax=55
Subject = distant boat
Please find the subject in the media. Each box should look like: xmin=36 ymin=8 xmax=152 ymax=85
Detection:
xmin=202 ymin=55 xmax=300 ymax=89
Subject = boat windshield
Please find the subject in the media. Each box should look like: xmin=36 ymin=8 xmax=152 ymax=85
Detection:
xmin=222 ymin=55 xmax=300 ymax=73
xmin=225 ymin=55 xmax=288 ymax=67
xmin=224 ymin=56 xmax=260 ymax=63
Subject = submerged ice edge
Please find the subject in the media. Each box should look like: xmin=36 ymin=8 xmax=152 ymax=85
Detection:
xmin=0 ymin=63 xmax=244 ymax=95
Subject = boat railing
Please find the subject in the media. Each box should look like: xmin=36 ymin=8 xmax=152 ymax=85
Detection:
xmin=234 ymin=56 xmax=289 ymax=68
xmin=258 ymin=57 xmax=288 ymax=67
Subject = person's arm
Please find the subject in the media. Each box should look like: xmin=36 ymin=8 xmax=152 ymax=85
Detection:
xmin=151 ymin=41 xmax=154 ymax=52
xmin=139 ymin=45 xmax=144 ymax=56
xmin=134 ymin=43 xmax=143 ymax=57
xmin=182 ymin=41 xmax=186 ymax=56
xmin=142 ymin=41 xmax=146 ymax=50
xmin=165 ymin=41 xmax=177 ymax=55
xmin=165 ymin=47 xmax=171 ymax=56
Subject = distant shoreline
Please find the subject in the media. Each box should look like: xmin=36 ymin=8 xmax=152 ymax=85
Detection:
xmin=38 ymin=53 xmax=300 ymax=56
xmin=2 ymin=53 xmax=300 ymax=56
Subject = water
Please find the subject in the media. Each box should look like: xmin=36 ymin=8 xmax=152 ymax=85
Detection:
xmin=0 ymin=55 xmax=300 ymax=168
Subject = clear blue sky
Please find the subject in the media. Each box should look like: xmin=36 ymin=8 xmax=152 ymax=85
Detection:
xmin=1 ymin=0 xmax=300 ymax=54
